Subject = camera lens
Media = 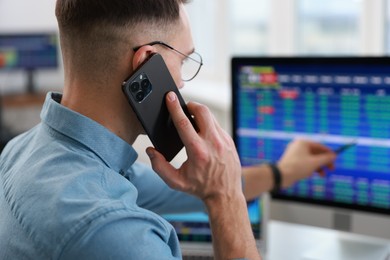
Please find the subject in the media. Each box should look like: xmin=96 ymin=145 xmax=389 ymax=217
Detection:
xmin=141 ymin=79 xmax=150 ymax=91
xmin=135 ymin=91 xmax=145 ymax=102
xmin=130 ymin=81 xmax=140 ymax=92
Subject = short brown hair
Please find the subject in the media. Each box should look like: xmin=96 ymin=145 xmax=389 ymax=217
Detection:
xmin=55 ymin=0 xmax=189 ymax=82
xmin=56 ymin=0 xmax=189 ymax=33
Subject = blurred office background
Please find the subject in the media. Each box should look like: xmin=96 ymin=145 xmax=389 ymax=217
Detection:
xmin=184 ymin=0 xmax=389 ymax=133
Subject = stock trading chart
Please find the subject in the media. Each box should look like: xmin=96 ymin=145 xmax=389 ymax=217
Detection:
xmin=235 ymin=64 xmax=390 ymax=210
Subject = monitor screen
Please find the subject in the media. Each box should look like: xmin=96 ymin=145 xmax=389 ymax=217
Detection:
xmin=163 ymin=199 xmax=262 ymax=242
xmin=232 ymin=57 xmax=390 ymax=216
xmin=0 ymin=33 xmax=58 ymax=71
xmin=0 ymin=33 xmax=59 ymax=93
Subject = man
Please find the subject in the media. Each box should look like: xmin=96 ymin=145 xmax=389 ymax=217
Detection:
xmin=0 ymin=0 xmax=336 ymax=259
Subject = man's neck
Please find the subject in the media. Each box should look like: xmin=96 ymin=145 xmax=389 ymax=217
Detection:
xmin=61 ymin=82 xmax=141 ymax=145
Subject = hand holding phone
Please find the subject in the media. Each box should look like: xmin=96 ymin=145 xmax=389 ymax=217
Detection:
xmin=122 ymin=53 xmax=195 ymax=161
xmin=146 ymin=90 xmax=260 ymax=260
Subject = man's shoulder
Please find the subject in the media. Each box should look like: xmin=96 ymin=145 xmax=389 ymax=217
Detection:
xmin=0 ymin=125 xmax=147 ymax=257
xmin=31 ymin=171 xmax=175 ymax=259
xmin=59 ymin=208 xmax=181 ymax=259
xmin=1 ymin=149 xmax=149 ymax=258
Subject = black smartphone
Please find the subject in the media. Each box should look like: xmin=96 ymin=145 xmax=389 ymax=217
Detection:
xmin=122 ymin=53 xmax=194 ymax=161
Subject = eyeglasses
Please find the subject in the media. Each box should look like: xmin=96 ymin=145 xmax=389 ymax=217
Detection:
xmin=133 ymin=41 xmax=203 ymax=82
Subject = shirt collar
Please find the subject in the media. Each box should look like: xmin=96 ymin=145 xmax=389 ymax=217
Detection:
xmin=40 ymin=92 xmax=138 ymax=172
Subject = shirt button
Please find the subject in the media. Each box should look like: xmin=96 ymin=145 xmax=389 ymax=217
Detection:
xmin=119 ymin=169 xmax=125 ymax=176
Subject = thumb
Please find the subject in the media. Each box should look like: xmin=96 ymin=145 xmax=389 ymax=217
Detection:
xmin=313 ymin=153 xmax=337 ymax=173
xmin=146 ymin=147 xmax=183 ymax=190
xmin=318 ymin=152 xmax=336 ymax=165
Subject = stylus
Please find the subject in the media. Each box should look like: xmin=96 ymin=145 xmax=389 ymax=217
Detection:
xmin=333 ymin=141 xmax=357 ymax=154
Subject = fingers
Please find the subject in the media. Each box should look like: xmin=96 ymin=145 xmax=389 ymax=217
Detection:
xmin=308 ymin=142 xmax=336 ymax=175
xmin=146 ymin=147 xmax=185 ymax=191
xmin=315 ymin=152 xmax=337 ymax=167
xmin=166 ymin=92 xmax=221 ymax=156
xmin=188 ymin=101 xmax=233 ymax=147
xmin=165 ymin=92 xmax=199 ymax=148
xmin=308 ymin=141 xmax=335 ymax=155
xmin=328 ymin=162 xmax=335 ymax=171
xmin=156 ymin=92 xmax=242 ymax=200
xmin=292 ymin=139 xmax=336 ymax=164
xmin=316 ymin=161 xmax=336 ymax=177
xmin=310 ymin=142 xmax=336 ymax=176
xmin=154 ymin=92 xmax=223 ymax=193
xmin=285 ymin=139 xmax=337 ymax=179
xmin=186 ymin=101 xmax=217 ymax=135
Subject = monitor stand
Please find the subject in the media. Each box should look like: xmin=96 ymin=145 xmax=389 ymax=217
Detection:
xmin=0 ymin=94 xmax=13 ymax=152
xmin=301 ymin=233 xmax=390 ymax=260
xmin=26 ymin=69 xmax=36 ymax=94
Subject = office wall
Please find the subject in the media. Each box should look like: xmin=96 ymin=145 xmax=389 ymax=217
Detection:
xmin=0 ymin=0 xmax=63 ymax=94
xmin=0 ymin=0 xmax=57 ymax=32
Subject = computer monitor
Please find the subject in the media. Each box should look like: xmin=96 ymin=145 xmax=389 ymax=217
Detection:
xmin=232 ymin=57 xmax=390 ymax=258
xmin=163 ymin=199 xmax=263 ymax=240
xmin=0 ymin=32 xmax=58 ymax=93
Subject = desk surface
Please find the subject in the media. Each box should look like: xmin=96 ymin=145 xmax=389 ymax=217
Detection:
xmin=1 ymin=92 xmax=46 ymax=108
xmin=266 ymin=221 xmax=390 ymax=260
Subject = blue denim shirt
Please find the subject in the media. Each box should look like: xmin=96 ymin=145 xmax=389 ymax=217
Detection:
xmin=0 ymin=92 xmax=203 ymax=259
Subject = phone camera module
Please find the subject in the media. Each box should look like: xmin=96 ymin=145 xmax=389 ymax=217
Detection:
xmin=141 ymin=79 xmax=151 ymax=91
xmin=130 ymin=81 xmax=140 ymax=92
xmin=135 ymin=91 xmax=145 ymax=102
xmin=127 ymin=73 xmax=152 ymax=103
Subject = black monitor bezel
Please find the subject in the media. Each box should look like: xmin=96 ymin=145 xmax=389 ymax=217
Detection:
xmin=231 ymin=56 xmax=390 ymax=216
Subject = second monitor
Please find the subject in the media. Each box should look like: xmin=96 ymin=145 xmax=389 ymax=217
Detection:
xmin=231 ymin=56 xmax=390 ymax=242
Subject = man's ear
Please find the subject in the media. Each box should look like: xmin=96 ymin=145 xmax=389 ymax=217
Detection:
xmin=132 ymin=45 xmax=157 ymax=70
